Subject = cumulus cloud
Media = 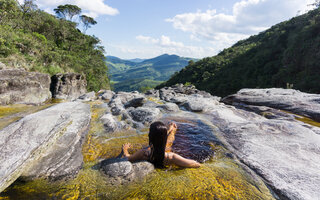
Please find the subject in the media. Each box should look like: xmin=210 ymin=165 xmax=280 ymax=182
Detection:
xmin=166 ymin=0 xmax=314 ymax=48
xmin=134 ymin=35 xmax=216 ymax=58
xmin=33 ymin=0 xmax=119 ymax=18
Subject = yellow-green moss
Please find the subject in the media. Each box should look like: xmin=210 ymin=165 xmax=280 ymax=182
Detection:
xmin=0 ymin=104 xmax=52 ymax=130
xmin=281 ymin=110 xmax=320 ymax=127
xmin=0 ymin=104 xmax=33 ymax=118
xmin=147 ymin=97 xmax=164 ymax=105
xmin=295 ymin=116 xmax=320 ymax=127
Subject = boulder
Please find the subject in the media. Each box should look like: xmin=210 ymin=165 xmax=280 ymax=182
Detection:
xmin=124 ymin=97 xmax=147 ymax=108
xmin=100 ymin=113 xmax=119 ymax=133
xmin=128 ymin=107 xmax=161 ymax=124
xmin=0 ymin=67 xmax=51 ymax=105
xmin=98 ymin=90 xmax=115 ymax=100
xmin=50 ymin=73 xmax=87 ymax=100
xmin=181 ymin=95 xmax=220 ymax=112
xmin=157 ymin=103 xmax=180 ymax=112
xmin=0 ymin=102 xmax=90 ymax=192
xmin=78 ymin=91 xmax=96 ymax=101
xmin=100 ymin=158 xmax=154 ymax=185
xmin=206 ymin=103 xmax=320 ymax=200
xmin=222 ymin=88 xmax=320 ymax=122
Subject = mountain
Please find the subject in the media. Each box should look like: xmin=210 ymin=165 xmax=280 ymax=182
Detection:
xmin=107 ymin=54 xmax=198 ymax=92
xmin=158 ymin=8 xmax=320 ymax=97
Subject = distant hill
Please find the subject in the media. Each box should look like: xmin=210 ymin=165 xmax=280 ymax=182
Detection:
xmin=107 ymin=54 xmax=198 ymax=92
xmin=158 ymin=8 xmax=320 ymax=97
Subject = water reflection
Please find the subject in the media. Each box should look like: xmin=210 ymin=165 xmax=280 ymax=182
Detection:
xmin=162 ymin=117 xmax=219 ymax=163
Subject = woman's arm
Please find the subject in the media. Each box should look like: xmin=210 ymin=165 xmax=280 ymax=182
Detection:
xmin=166 ymin=122 xmax=177 ymax=151
xmin=122 ymin=143 xmax=146 ymax=162
xmin=165 ymin=152 xmax=201 ymax=168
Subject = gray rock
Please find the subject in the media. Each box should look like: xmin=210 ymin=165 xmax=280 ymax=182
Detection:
xmin=143 ymin=100 xmax=161 ymax=108
xmin=181 ymin=95 xmax=220 ymax=112
xmin=222 ymin=88 xmax=320 ymax=122
xmin=100 ymin=113 xmax=119 ymax=133
xmin=145 ymin=89 xmax=159 ymax=98
xmin=0 ymin=67 xmax=51 ymax=105
xmin=128 ymin=107 xmax=161 ymax=124
xmin=111 ymin=106 xmax=125 ymax=116
xmin=98 ymin=90 xmax=115 ymax=100
xmin=157 ymin=103 xmax=180 ymax=112
xmin=78 ymin=91 xmax=96 ymax=101
xmin=0 ymin=102 xmax=90 ymax=192
xmin=0 ymin=62 xmax=6 ymax=70
xmin=100 ymin=158 xmax=154 ymax=185
xmin=50 ymin=73 xmax=87 ymax=100
xmin=206 ymin=103 xmax=320 ymax=200
xmin=124 ymin=97 xmax=147 ymax=108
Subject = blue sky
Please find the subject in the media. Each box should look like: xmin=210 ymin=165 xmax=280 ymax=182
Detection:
xmin=26 ymin=0 xmax=315 ymax=59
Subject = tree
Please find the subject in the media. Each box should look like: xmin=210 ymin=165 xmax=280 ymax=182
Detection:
xmin=80 ymin=15 xmax=97 ymax=33
xmin=54 ymin=4 xmax=81 ymax=21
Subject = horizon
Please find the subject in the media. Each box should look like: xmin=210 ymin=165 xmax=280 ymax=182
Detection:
xmin=23 ymin=0 xmax=316 ymax=59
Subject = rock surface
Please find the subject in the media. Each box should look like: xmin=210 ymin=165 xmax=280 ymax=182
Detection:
xmin=0 ymin=102 xmax=90 ymax=192
xmin=0 ymin=67 xmax=51 ymax=105
xmin=100 ymin=158 xmax=154 ymax=185
xmin=50 ymin=73 xmax=87 ymax=100
xmin=205 ymin=102 xmax=320 ymax=200
xmin=222 ymin=88 xmax=320 ymax=122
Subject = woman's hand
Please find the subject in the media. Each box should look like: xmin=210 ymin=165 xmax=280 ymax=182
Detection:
xmin=168 ymin=122 xmax=177 ymax=133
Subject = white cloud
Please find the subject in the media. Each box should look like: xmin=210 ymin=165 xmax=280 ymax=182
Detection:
xmin=166 ymin=0 xmax=314 ymax=50
xmin=134 ymin=35 xmax=216 ymax=58
xmin=34 ymin=0 xmax=119 ymax=18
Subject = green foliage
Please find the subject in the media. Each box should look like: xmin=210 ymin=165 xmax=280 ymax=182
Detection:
xmin=159 ymin=8 xmax=320 ymax=96
xmin=0 ymin=0 xmax=110 ymax=91
xmin=54 ymin=4 xmax=81 ymax=21
xmin=80 ymin=15 xmax=97 ymax=33
xmin=107 ymin=54 xmax=198 ymax=92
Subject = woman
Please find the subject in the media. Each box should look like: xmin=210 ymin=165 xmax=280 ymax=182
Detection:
xmin=122 ymin=121 xmax=201 ymax=168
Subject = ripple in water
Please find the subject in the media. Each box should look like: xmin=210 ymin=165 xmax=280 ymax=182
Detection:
xmin=163 ymin=117 xmax=220 ymax=163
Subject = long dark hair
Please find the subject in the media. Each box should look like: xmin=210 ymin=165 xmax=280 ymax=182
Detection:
xmin=148 ymin=121 xmax=168 ymax=168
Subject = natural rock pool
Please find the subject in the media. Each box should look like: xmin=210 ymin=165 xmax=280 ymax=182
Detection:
xmin=1 ymin=102 xmax=275 ymax=199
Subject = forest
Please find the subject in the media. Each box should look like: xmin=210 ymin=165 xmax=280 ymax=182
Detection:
xmin=0 ymin=0 xmax=109 ymax=91
xmin=158 ymin=8 xmax=320 ymax=97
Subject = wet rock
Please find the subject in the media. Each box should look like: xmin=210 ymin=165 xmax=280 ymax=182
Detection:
xmin=78 ymin=91 xmax=96 ymax=101
xmin=206 ymin=104 xmax=320 ymax=200
xmin=128 ymin=107 xmax=161 ymax=124
xmin=157 ymin=103 xmax=180 ymax=112
xmin=223 ymin=88 xmax=320 ymax=122
xmin=50 ymin=73 xmax=87 ymax=100
xmin=0 ymin=102 xmax=90 ymax=192
xmin=0 ymin=67 xmax=51 ymax=105
xmin=124 ymin=97 xmax=147 ymax=108
xmin=100 ymin=158 xmax=154 ymax=185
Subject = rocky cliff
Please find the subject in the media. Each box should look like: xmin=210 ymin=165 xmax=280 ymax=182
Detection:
xmin=0 ymin=65 xmax=51 ymax=105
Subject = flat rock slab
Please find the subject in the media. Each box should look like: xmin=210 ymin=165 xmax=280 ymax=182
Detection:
xmin=206 ymin=104 xmax=320 ymax=200
xmin=0 ymin=102 xmax=90 ymax=192
xmin=222 ymin=88 xmax=320 ymax=122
